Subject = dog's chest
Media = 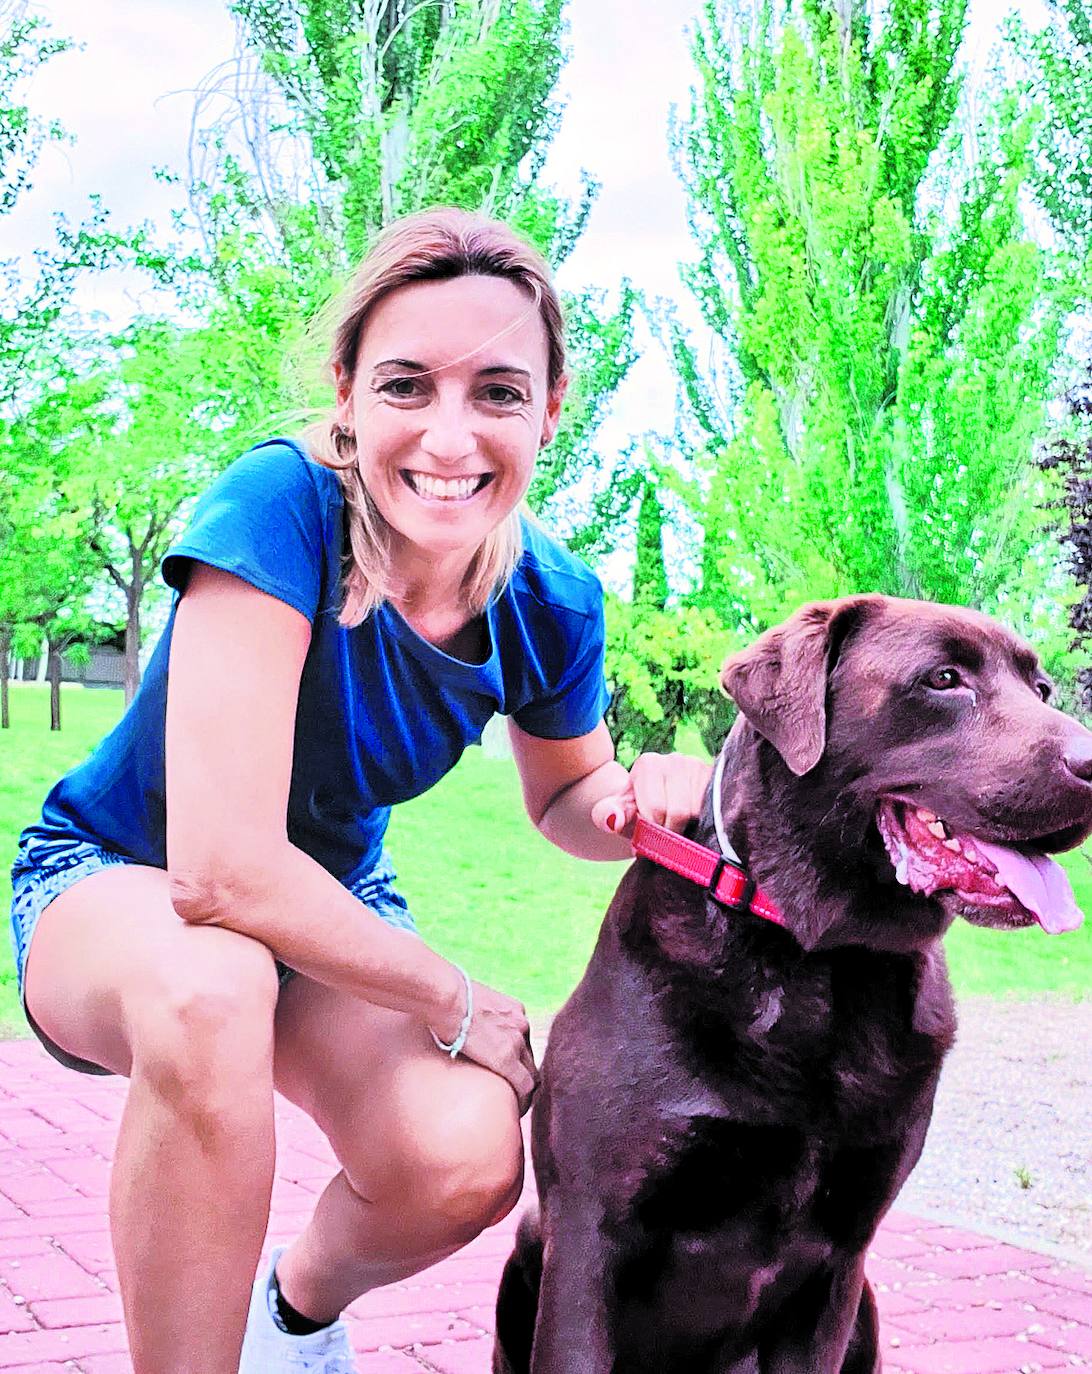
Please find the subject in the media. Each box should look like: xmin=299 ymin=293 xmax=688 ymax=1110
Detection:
xmin=676 ymin=948 xmax=944 ymax=1133
xmin=617 ymin=1114 xmax=835 ymax=1336
xmin=616 ymin=1101 xmax=915 ymax=1341
xmin=619 ymin=958 xmax=947 ymax=1259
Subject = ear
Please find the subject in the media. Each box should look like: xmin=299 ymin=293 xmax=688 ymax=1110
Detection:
xmin=720 ymin=597 xmax=878 ymax=776
xmin=333 ymin=362 xmax=353 ymax=426
xmin=540 ymin=373 xmax=569 ymax=447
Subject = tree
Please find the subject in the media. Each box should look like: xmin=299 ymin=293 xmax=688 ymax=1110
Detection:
xmin=0 ymin=7 xmax=86 ymax=727
xmin=65 ymin=322 xmax=218 ymax=703
xmin=1009 ymin=0 xmax=1092 ymax=257
xmin=0 ymin=4 xmax=70 ymax=216
xmin=1038 ymin=367 xmax=1092 ymax=707
xmin=0 ymin=419 xmax=102 ymax=731
xmin=633 ymin=479 xmax=669 ymax=612
xmin=606 ymin=479 xmax=674 ymax=759
xmin=604 ymin=596 xmax=728 ymax=765
xmin=667 ymin=0 xmax=1077 ymax=647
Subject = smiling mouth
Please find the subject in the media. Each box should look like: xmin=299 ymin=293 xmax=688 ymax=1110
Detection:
xmin=401 ymin=471 xmax=494 ymax=502
xmin=875 ymin=800 xmax=1084 ymax=934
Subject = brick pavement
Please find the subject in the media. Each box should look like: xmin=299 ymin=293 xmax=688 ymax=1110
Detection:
xmin=0 ymin=1039 xmax=1089 ymax=1373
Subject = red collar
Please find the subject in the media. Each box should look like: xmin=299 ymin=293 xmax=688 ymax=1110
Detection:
xmin=631 ymin=816 xmax=786 ymax=928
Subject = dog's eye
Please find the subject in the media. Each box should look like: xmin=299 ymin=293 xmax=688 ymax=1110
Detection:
xmin=925 ymin=667 xmax=963 ymax=691
xmin=1036 ymin=679 xmax=1052 ymax=702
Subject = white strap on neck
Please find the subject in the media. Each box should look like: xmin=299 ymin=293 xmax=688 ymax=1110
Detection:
xmin=711 ymin=744 xmax=742 ymax=865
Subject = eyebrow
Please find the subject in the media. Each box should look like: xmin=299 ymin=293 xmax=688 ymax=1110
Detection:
xmin=371 ymin=359 xmax=532 ymax=381
xmin=1012 ymin=646 xmax=1042 ymax=678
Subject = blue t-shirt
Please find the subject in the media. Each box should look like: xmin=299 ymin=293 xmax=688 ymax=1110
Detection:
xmin=21 ymin=439 xmax=610 ymax=886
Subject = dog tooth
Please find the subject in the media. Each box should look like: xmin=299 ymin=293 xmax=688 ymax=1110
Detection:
xmin=926 ymin=820 xmax=946 ymax=839
xmin=943 ymin=837 xmax=961 ymax=852
xmin=916 ymin=808 xmax=937 ymax=823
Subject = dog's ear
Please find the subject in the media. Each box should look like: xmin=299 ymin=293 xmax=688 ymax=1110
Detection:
xmin=720 ymin=598 xmax=878 ymax=775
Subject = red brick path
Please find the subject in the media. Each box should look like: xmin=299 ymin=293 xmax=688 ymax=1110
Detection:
xmin=0 ymin=1040 xmax=1088 ymax=1373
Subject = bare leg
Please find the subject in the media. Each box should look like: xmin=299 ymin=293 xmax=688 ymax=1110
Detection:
xmin=270 ymin=974 xmax=525 ymax=1320
xmin=24 ymin=865 xmax=281 ymax=1374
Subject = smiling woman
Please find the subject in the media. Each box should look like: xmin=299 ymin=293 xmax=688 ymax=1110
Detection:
xmin=305 ymin=210 xmax=567 ymax=632
xmin=7 ymin=206 xmax=712 ymax=1374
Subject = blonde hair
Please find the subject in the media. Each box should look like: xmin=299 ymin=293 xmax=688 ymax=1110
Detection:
xmin=305 ymin=208 xmax=566 ymax=627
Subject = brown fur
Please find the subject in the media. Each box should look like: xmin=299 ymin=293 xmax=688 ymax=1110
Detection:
xmin=494 ymin=596 xmax=1092 ymax=1374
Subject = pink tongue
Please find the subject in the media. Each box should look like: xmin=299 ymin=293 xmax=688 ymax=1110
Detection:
xmin=971 ymin=841 xmax=1085 ymax=934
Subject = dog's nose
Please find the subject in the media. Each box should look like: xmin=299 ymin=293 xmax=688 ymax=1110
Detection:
xmin=1063 ymin=734 xmax=1092 ymax=782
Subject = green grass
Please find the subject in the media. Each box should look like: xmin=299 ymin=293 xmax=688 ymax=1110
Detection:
xmin=2 ymin=684 xmax=1089 ymax=1040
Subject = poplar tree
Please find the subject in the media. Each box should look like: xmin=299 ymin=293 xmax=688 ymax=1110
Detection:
xmin=1009 ymin=0 xmax=1092 ymax=704
xmin=668 ymin=0 xmax=1077 ymax=641
xmin=1013 ymin=0 xmax=1092 ymax=256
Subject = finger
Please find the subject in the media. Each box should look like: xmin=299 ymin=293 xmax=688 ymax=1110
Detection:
xmin=669 ymin=759 xmax=714 ymax=832
xmin=591 ymin=793 xmax=636 ymax=835
xmin=632 ymin=756 xmax=670 ymax=830
xmin=663 ymin=770 xmax=695 ymax=833
xmin=516 ymin=1066 xmax=538 ymax=1116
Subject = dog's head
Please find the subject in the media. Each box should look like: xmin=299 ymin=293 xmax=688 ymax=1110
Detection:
xmin=720 ymin=596 xmax=1092 ymax=944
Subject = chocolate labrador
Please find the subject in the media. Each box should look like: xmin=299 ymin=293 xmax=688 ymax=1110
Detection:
xmin=493 ymin=595 xmax=1092 ymax=1374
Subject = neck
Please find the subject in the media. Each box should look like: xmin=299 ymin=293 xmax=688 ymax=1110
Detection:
xmin=388 ymin=537 xmax=477 ymax=618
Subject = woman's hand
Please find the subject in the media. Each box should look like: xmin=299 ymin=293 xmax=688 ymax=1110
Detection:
xmin=591 ymin=752 xmax=713 ymax=839
xmin=429 ymin=976 xmax=538 ymax=1115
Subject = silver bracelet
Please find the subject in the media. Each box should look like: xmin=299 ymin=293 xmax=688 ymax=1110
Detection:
xmin=430 ymin=963 xmax=473 ymax=1059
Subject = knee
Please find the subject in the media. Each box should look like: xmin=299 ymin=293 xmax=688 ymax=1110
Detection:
xmin=371 ymin=1078 xmax=524 ymax=1243
xmin=128 ymin=938 xmax=279 ymax=1122
xmin=424 ymin=1109 xmax=525 ymax=1239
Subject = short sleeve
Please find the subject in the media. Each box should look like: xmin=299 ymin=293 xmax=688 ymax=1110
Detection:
xmin=161 ymin=441 xmax=329 ymax=621
xmin=511 ymin=588 xmax=611 ymax=739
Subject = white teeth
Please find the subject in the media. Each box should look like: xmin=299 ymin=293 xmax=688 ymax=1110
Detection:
xmin=943 ymin=837 xmax=962 ymax=852
xmin=894 ymin=840 xmax=910 ymax=886
xmin=926 ymin=820 xmax=947 ymax=839
xmin=916 ymin=808 xmax=938 ymax=824
xmin=409 ymin=472 xmax=483 ymax=501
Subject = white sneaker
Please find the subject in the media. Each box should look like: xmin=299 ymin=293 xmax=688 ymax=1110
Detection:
xmin=238 ymin=1246 xmax=359 ymax=1373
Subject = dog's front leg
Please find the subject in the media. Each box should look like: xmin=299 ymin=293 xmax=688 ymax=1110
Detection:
xmin=529 ymin=1204 xmax=616 ymax=1374
xmin=762 ymin=1257 xmax=875 ymax=1374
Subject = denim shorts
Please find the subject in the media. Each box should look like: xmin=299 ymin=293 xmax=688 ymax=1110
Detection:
xmin=9 ymin=832 xmax=419 ymax=1076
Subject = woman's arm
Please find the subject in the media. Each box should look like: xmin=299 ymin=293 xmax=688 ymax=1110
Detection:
xmin=509 ymin=718 xmax=712 ymax=860
xmin=166 ymin=564 xmax=465 ymax=1021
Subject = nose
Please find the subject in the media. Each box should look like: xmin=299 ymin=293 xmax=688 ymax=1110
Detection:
xmin=1063 ymin=732 xmax=1092 ymax=782
xmin=420 ymin=396 xmax=476 ymax=463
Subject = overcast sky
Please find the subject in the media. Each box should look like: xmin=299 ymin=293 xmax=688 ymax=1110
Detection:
xmin=5 ymin=0 xmax=1047 ymax=486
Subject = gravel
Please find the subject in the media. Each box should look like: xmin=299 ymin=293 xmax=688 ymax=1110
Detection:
xmin=896 ymin=995 xmax=1092 ymax=1261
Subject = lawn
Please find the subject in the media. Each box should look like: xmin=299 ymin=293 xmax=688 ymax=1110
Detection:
xmin=1 ymin=683 xmax=1089 ymax=1038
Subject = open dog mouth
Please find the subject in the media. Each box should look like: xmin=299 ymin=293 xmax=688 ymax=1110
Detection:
xmin=400 ymin=470 xmax=494 ymax=502
xmin=876 ymin=800 xmax=1084 ymax=934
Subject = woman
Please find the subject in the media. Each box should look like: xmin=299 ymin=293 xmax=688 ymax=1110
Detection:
xmin=9 ymin=208 xmax=710 ymax=1374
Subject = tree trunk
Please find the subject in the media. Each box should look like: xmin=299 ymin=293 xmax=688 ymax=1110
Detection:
xmin=124 ymin=575 xmax=143 ymax=706
xmin=0 ymin=624 xmax=10 ymax=729
xmin=48 ymin=637 xmax=62 ymax=731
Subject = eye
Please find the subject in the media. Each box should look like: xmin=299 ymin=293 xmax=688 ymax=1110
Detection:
xmin=482 ymin=384 xmax=525 ymax=406
xmin=1035 ymin=679 xmax=1052 ymax=702
xmin=925 ymin=666 xmax=963 ymax=691
xmin=377 ymin=377 xmax=424 ymax=400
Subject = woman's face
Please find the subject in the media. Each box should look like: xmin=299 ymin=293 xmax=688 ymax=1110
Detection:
xmin=335 ymin=274 xmax=565 ymax=572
